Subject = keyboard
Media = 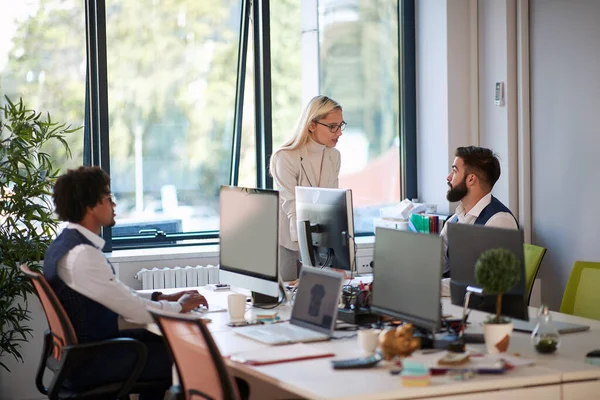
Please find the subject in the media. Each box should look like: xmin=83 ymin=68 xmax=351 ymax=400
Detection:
xmin=266 ymin=324 xmax=325 ymax=340
xmin=192 ymin=305 xmax=227 ymax=314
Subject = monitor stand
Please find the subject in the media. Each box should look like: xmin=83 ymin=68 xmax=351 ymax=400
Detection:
xmin=337 ymin=307 xmax=380 ymax=326
xmin=251 ymin=291 xmax=279 ymax=306
xmin=251 ymin=277 xmax=290 ymax=307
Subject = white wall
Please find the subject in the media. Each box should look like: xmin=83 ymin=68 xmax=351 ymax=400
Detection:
xmin=0 ymin=295 xmax=47 ymax=400
xmin=477 ymin=0 xmax=519 ymax=216
xmin=530 ymin=0 xmax=600 ymax=310
xmin=416 ymin=0 xmax=474 ymax=214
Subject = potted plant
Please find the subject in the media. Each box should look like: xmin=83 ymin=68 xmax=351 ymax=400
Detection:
xmin=0 ymin=95 xmax=73 ymax=371
xmin=475 ymin=247 xmax=521 ymax=354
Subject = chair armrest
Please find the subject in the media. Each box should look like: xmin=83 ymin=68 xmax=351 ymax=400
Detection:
xmin=48 ymin=338 xmax=147 ymax=400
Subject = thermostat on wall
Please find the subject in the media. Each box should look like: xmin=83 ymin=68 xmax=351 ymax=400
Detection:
xmin=495 ymin=82 xmax=504 ymax=106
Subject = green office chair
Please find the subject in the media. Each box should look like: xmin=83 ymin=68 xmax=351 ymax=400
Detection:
xmin=524 ymin=244 xmax=546 ymax=304
xmin=560 ymin=261 xmax=600 ymax=321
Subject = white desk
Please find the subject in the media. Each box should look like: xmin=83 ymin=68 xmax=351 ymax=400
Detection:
xmin=146 ymin=287 xmax=600 ymax=400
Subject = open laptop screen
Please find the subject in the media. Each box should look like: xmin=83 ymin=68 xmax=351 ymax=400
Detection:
xmin=290 ymin=267 xmax=344 ymax=335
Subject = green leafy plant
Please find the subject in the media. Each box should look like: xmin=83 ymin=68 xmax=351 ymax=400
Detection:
xmin=0 ymin=95 xmax=74 ymax=372
xmin=475 ymin=248 xmax=521 ymax=324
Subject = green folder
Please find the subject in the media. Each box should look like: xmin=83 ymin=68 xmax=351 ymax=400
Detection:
xmin=409 ymin=213 xmax=430 ymax=233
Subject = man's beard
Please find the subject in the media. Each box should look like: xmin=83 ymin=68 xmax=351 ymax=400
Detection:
xmin=446 ymin=177 xmax=468 ymax=202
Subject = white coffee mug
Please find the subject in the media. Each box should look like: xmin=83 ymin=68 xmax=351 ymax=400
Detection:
xmin=227 ymin=293 xmax=247 ymax=321
xmin=358 ymin=329 xmax=381 ymax=354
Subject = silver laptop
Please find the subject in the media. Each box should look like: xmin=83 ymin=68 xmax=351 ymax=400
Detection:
xmin=513 ymin=319 xmax=590 ymax=334
xmin=235 ymin=266 xmax=344 ymax=345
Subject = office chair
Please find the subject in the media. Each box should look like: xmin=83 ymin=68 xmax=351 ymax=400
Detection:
xmin=523 ymin=244 xmax=546 ymax=304
xmin=149 ymin=309 xmax=244 ymax=400
xmin=20 ymin=264 xmax=153 ymax=400
xmin=560 ymin=261 xmax=600 ymax=321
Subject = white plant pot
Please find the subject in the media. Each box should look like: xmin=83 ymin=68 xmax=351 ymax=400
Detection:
xmin=484 ymin=322 xmax=514 ymax=354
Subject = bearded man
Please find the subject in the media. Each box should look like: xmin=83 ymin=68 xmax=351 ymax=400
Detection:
xmin=440 ymin=146 xmax=518 ymax=277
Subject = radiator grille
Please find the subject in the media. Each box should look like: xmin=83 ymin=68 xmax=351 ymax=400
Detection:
xmin=134 ymin=265 xmax=219 ymax=290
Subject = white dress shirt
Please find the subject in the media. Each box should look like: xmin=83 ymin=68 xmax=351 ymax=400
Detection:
xmin=271 ymin=138 xmax=341 ymax=250
xmin=440 ymin=192 xmax=518 ymax=266
xmin=56 ymin=223 xmax=182 ymax=325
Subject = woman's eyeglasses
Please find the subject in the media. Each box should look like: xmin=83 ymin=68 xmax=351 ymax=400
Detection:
xmin=314 ymin=120 xmax=347 ymax=133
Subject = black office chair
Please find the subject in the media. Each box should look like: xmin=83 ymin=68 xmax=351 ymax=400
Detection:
xmin=21 ymin=264 xmax=165 ymax=399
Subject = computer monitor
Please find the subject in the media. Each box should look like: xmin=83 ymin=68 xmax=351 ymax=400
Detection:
xmin=448 ymin=223 xmax=529 ymax=321
xmin=295 ymin=187 xmax=356 ymax=272
xmin=218 ymin=185 xmax=279 ymax=297
xmin=371 ymin=227 xmax=443 ymax=333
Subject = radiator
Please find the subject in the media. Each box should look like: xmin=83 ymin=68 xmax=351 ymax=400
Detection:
xmin=134 ymin=265 xmax=220 ymax=290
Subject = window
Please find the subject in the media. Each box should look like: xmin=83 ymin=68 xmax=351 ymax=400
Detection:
xmin=0 ymin=0 xmax=86 ymax=174
xmin=2 ymin=0 xmax=415 ymax=249
xmin=318 ymin=0 xmax=402 ymax=234
xmin=104 ymin=1 xmax=242 ymax=245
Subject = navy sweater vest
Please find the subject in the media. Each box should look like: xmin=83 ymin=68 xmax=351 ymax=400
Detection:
xmin=444 ymin=196 xmax=517 ymax=277
xmin=44 ymin=229 xmax=119 ymax=343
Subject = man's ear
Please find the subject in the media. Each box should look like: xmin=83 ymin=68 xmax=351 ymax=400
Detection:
xmin=466 ymin=173 xmax=478 ymax=187
xmin=86 ymin=203 xmax=98 ymax=215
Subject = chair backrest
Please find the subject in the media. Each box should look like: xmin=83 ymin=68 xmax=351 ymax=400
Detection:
xmin=523 ymin=244 xmax=546 ymax=304
xmin=560 ymin=261 xmax=600 ymax=321
xmin=20 ymin=264 xmax=78 ymax=361
xmin=150 ymin=309 xmax=241 ymax=400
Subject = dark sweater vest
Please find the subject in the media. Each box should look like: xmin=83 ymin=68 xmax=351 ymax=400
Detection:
xmin=44 ymin=228 xmax=119 ymax=343
xmin=443 ymin=196 xmax=517 ymax=277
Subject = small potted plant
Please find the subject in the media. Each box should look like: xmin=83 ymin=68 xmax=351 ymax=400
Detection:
xmin=475 ymin=248 xmax=521 ymax=354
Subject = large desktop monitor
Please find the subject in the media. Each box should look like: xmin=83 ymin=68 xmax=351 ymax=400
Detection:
xmin=295 ymin=187 xmax=356 ymax=272
xmin=371 ymin=227 xmax=443 ymax=333
xmin=219 ymin=185 xmax=279 ymax=297
xmin=448 ymin=223 xmax=529 ymax=321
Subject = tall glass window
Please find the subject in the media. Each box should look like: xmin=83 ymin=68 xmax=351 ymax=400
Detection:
xmin=104 ymin=1 xmax=242 ymax=238
xmin=0 ymin=0 xmax=86 ymax=173
xmin=319 ymin=0 xmax=401 ymax=233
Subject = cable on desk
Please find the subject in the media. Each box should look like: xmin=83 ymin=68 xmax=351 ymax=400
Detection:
xmin=249 ymin=282 xmax=287 ymax=310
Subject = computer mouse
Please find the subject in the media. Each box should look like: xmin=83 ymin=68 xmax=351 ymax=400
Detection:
xmin=585 ymin=350 xmax=600 ymax=366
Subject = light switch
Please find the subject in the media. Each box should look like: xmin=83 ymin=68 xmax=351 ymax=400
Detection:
xmin=495 ymin=82 xmax=504 ymax=106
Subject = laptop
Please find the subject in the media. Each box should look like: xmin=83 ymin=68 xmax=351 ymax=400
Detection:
xmin=235 ymin=266 xmax=344 ymax=345
xmin=513 ymin=319 xmax=590 ymax=334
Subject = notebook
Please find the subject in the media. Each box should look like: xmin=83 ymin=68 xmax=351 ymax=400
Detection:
xmin=234 ymin=266 xmax=344 ymax=345
xmin=513 ymin=319 xmax=590 ymax=334
xmin=228 ymin=343 xmax=335 ymax=365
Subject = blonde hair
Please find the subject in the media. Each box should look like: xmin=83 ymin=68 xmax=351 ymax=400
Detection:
xmin=269 ymin=95 xmax=342 ymax=175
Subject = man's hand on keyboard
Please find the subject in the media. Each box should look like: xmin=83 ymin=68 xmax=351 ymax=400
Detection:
xmin=158 ymin=289 xmax=201 ymax=302
xmin=179 ymin=293 xmax=208 ymax=313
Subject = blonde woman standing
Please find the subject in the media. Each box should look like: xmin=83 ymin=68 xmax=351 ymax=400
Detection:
xmin=270 ymin=95 xmax=346 ymax=280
